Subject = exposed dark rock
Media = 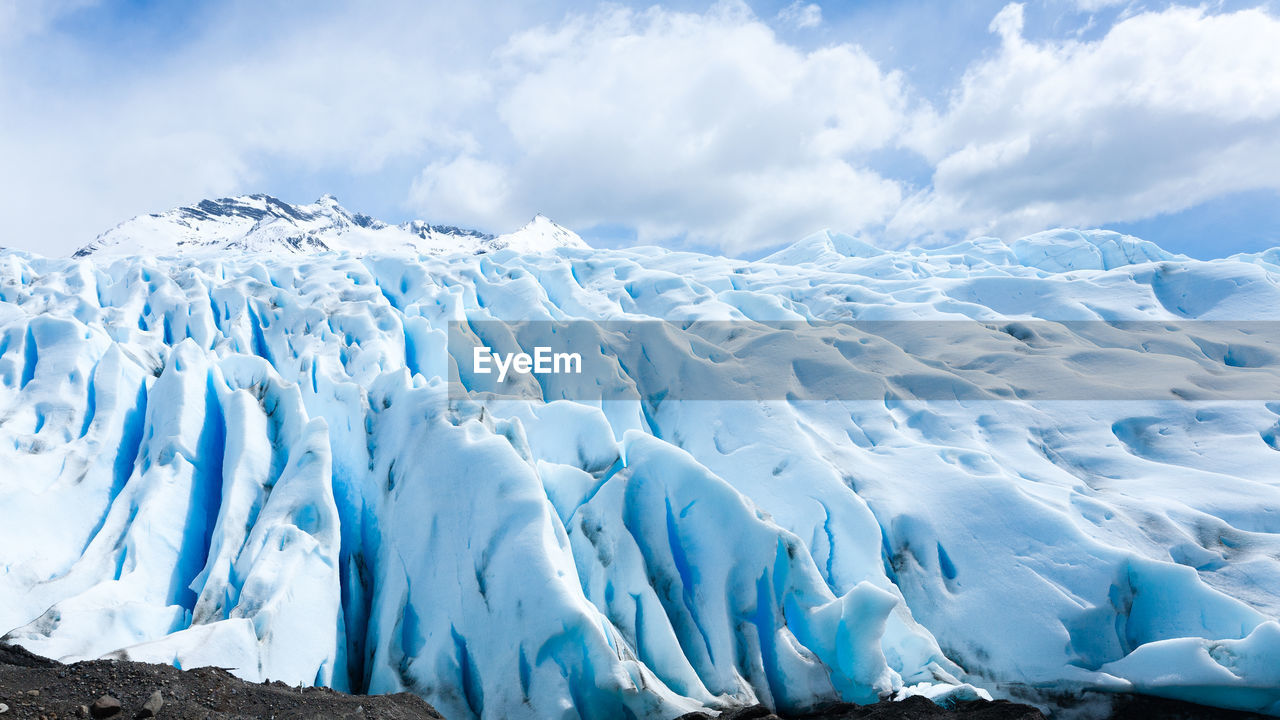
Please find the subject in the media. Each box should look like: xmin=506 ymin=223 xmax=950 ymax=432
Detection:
xmin=0 ymin=642 xmax=441 ymax=719
xmin=137 ymin=689 xmax=163 ymax=718
xmin=675 ymin=693 xmax=1273 ymax=720
xmin=677 ymin=696 xmax=1046 ymax=720
xmin=90 ymin=694 xmax=122 ymax=718
xmin=1106 ymin=694 xmax=1270 ymax=719
xmin=0 ymin=643 xmax=57 ymax=669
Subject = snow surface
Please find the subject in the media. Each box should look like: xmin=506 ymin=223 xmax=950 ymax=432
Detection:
xmin=2 ymin=226 xmax=1280 ymax=718
xmin=72 ymin=194 xmax=587 ymax=258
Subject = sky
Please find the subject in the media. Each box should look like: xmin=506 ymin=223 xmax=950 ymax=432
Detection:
xmin=1 ymin=0 xmax=1279 ymax=259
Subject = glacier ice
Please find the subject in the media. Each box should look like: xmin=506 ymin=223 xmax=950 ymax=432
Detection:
xmin=2 ymin=228 xmax=1280 ymax=717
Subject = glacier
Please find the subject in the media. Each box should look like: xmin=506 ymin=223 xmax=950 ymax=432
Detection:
xmin=2 ymin=226 xmax=1280 ymax=718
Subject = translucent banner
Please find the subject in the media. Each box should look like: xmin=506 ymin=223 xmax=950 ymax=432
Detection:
xmin=447 ymin=320 xmax=1280 ymax=402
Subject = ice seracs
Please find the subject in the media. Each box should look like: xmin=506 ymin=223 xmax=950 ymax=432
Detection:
xmin=760 ymin=229 xmax=884 ymax=265
xmin=72 ymin=195 xmax=588 ymax=258
xmin=4 ymin=224 xmax=1280 ymax=718
xmin=762 ymin=227 xmax=1184 ymax=274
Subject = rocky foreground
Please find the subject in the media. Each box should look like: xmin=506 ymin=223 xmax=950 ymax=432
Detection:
xmin=0 ymin=643 xmax=440 ymax=719
xmin=1 ymin=642 xmax=1271 ymax=720
xmin=676 ymin=697 xmax=1046 ymax=720
xmin=677 ymin=694 xmax=1274 ymax=720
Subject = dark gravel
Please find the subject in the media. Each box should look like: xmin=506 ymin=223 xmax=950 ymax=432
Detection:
xmin=0 ymin=643 xmax=441 ymax=720
xmin=677 ymin=696 xmax=1046 ymax=720
xmin=675 ymin=692 xmax=1274 ymax=720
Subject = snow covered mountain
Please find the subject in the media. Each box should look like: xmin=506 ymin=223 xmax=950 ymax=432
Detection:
xmin=3 ymin=227 xmax=1280 ymax=718
xmin=72 ymin=194 xmax=588 ymax=257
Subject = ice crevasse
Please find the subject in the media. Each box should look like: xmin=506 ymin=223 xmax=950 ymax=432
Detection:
xmin=1 ymin=229 xmax=1279 ymax=717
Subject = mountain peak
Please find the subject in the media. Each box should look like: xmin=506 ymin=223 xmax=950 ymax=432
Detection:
xmin=492 ymin=214 xmax=589 ymax=253
xmin=73 ymin=196 xmax=589 ymax=258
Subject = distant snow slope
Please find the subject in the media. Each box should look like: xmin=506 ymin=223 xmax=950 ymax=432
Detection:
xmin=3 ymin=226 xmax=1280 ymax=718
xmin=72 ymin=194 xmax=587 ymax=257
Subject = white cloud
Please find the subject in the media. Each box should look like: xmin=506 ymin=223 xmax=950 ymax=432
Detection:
xmin=0 ymin=2 xmax=510 ymax=253
xmin=0 ymin=0 xmax=906 ymax=255
xmin=4 ymin=0 xmax=1280 ymax=257
xmin=0 ymin=0 xmax=97 ymax=45
xmin=410 ymin=156 xmax=511 ymax=221
xmin=1072 ymin=0 xmax=1128 ymax=12
xmin=988 ymin=2 xmax=1025 ymax=42
xmin=891 ymin=3 xmax=1280 ymax=244
xmin=437 ymin=0 xmax=907 ymax=252
xmin=777 ymin=1 xmax=823 ymax=30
